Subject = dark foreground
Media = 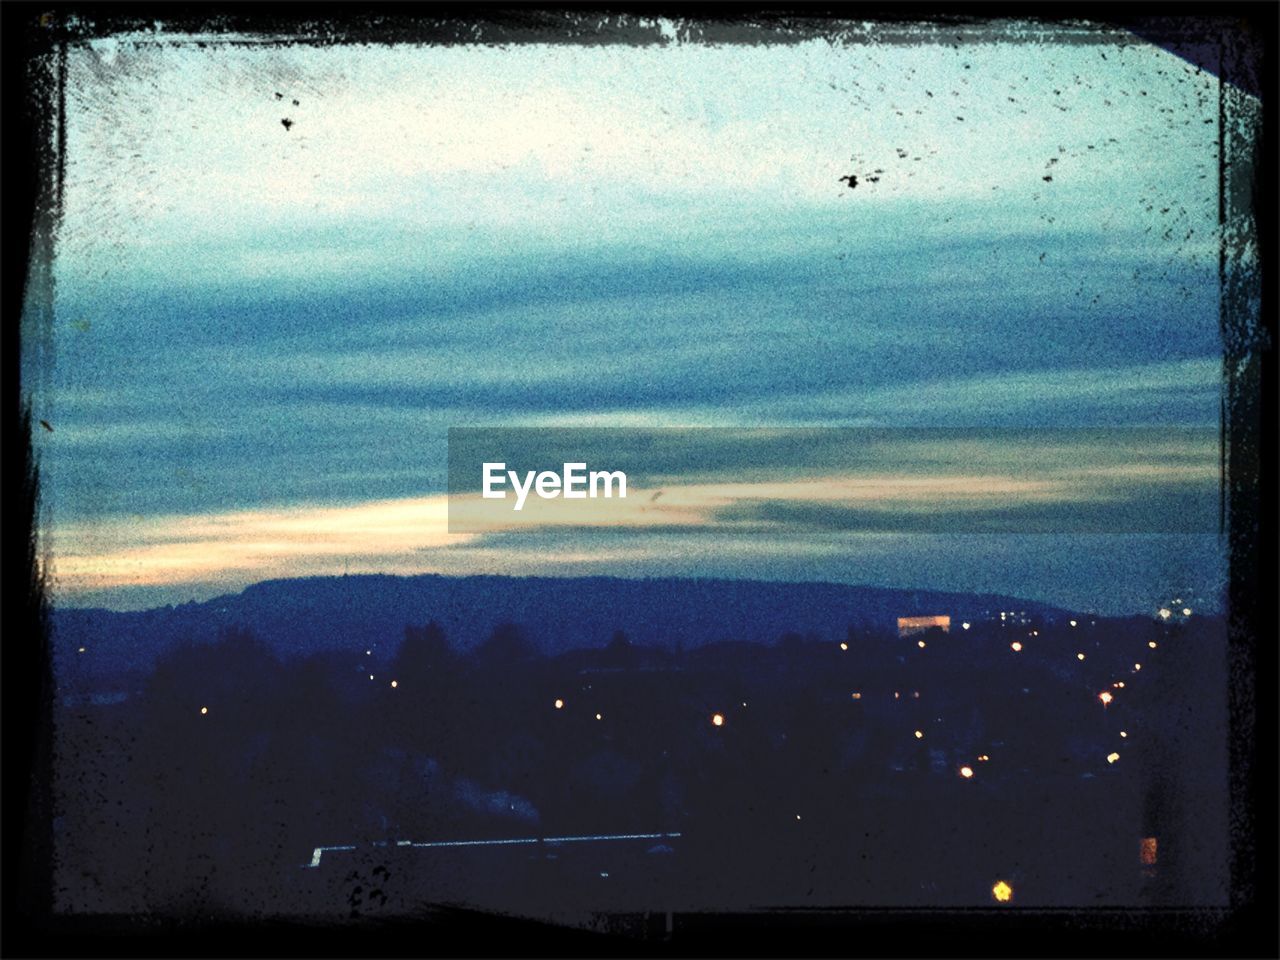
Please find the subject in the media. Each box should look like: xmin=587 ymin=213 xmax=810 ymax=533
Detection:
xmin=49 ymin=599 xmax=1227 ymax=924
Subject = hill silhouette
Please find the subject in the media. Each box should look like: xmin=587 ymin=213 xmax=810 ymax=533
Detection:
xmin=54 ymin=573 xmax=1065 ymax=681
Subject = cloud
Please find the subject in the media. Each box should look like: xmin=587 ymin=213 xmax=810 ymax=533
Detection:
xmin=51 ymin=496 xmax=473 ymax=594
xmin=36 ymin=27 xmax=1234 ymax=613
xmin=50 ymin=423 xmax=1218 ymax=603
xmin=764 ymin=358 xmax=1223 ymax=424
xmin=57 ymin=32 xmax=1222 ymax=287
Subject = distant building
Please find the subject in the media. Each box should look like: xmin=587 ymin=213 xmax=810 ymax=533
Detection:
xmin=989 ymin=609 xmax=1031 ymax=627
xmin=897 ymin=615 xmax=951 ymax=638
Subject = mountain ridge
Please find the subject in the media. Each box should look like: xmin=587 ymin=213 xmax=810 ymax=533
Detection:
xmin=52 ymin=572 xmax=1076 ymax=680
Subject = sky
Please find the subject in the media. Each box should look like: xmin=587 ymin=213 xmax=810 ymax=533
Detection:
xmin=28 ymin=20 xmax=1240 ymax=613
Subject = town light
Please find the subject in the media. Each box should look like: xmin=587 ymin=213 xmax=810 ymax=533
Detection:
xmin=1107 ymin=752 xmax=1120 ymax=764
xmin=1077 ymin=653 xmax=1086 ymax=661
xmin=839 ymin=642 xmax=848 ymax=651
xmin=991 ymin=880 xmax=1013 ymax=903
xmin=1149 ymin=641 xmax=1158 ymax=649
xmin=959 ymin=766 xmax=975 ymax=779
xmin=914 ymin=730 xmax=924 ymax=739
xmin=1099 ymin=691 xmax=1113 ymax=705
xmin=1140 ymin=837 xmax=1158 ymax=865
xmin=390 ymin=680 xmax=398 ymax=688
xmin=711 ymin=713 xmax=725 ymax=727
xmin=554 ymin=698 xmax=564 ymax=709
xmin=1011 ymin=641 xmax=1023 ymax=652
xmin=200 ymin=706 xmax=208 ymax=715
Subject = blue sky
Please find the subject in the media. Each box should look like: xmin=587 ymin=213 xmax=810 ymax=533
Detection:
xmin=29 ymin=25 xmax=1236 ymax=612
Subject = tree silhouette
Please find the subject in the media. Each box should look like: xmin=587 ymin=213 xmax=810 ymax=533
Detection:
xmin=472 ymin=621 xmax=533 ymax=670
xmin=604 ymin=629 xmax=638 ymax=669
xmin=396 ymin=620 xmax=453 ymax=687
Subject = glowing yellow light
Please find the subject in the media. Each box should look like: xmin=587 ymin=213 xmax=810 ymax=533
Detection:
xmin=1133 ymin=663 xmax=1141 ymax=671
xmin=1069 ymin=620 xmax=1077 ymax=627
xmin=851 ymin=692 xmax=862 ymax=700
xmin=1119 ymin=731 xmax=1128 ymax=738
xmin=1011 ymin=641 xmax=1023 ymax=652
xmin=200 ymin=706 xmax=208 ymax=715
xmin=1077 ymin=652 xmax=1086 ymax=661
xmin=839 ymin=642 xmax=848 ymax=651
xmin=554 ymin=698 xmax=564 ymax=709
xmin=917 ymin=640 xmax=927 ymax=649
xmin=711 ymin=713 xmax=725 ymax=727
xmin=1113 ymin=681 xmax=1125 ymax=688
xmin=914 ymin=730 xmax=924 ymax=739
xmin=390 ymin=680 xmax=398 ymax=688
xmin=992 ymin=880 xmax=1013 ymax=903
xmin=897 ymin=615 xmax=951 ymax=637
xmin=1140 ymin=837 xmax=1158 ymax=865
xmin=1182 ymin=607 xmax=1192 ymax=616
xmin=595 ymin=713 xmax=602 ymax=720
xmin=959 ymin=765 xmax=974 ymax=779
xmin=977 ymin=754 xmax=990 ymax=762
xmin=1099 ymin=691 xmax=1113 ymax=705
xmin=1158 ymin=608 xmax=1172 ymax=620
xmin=1107 ymin=752 xmax=1120 ymax=764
